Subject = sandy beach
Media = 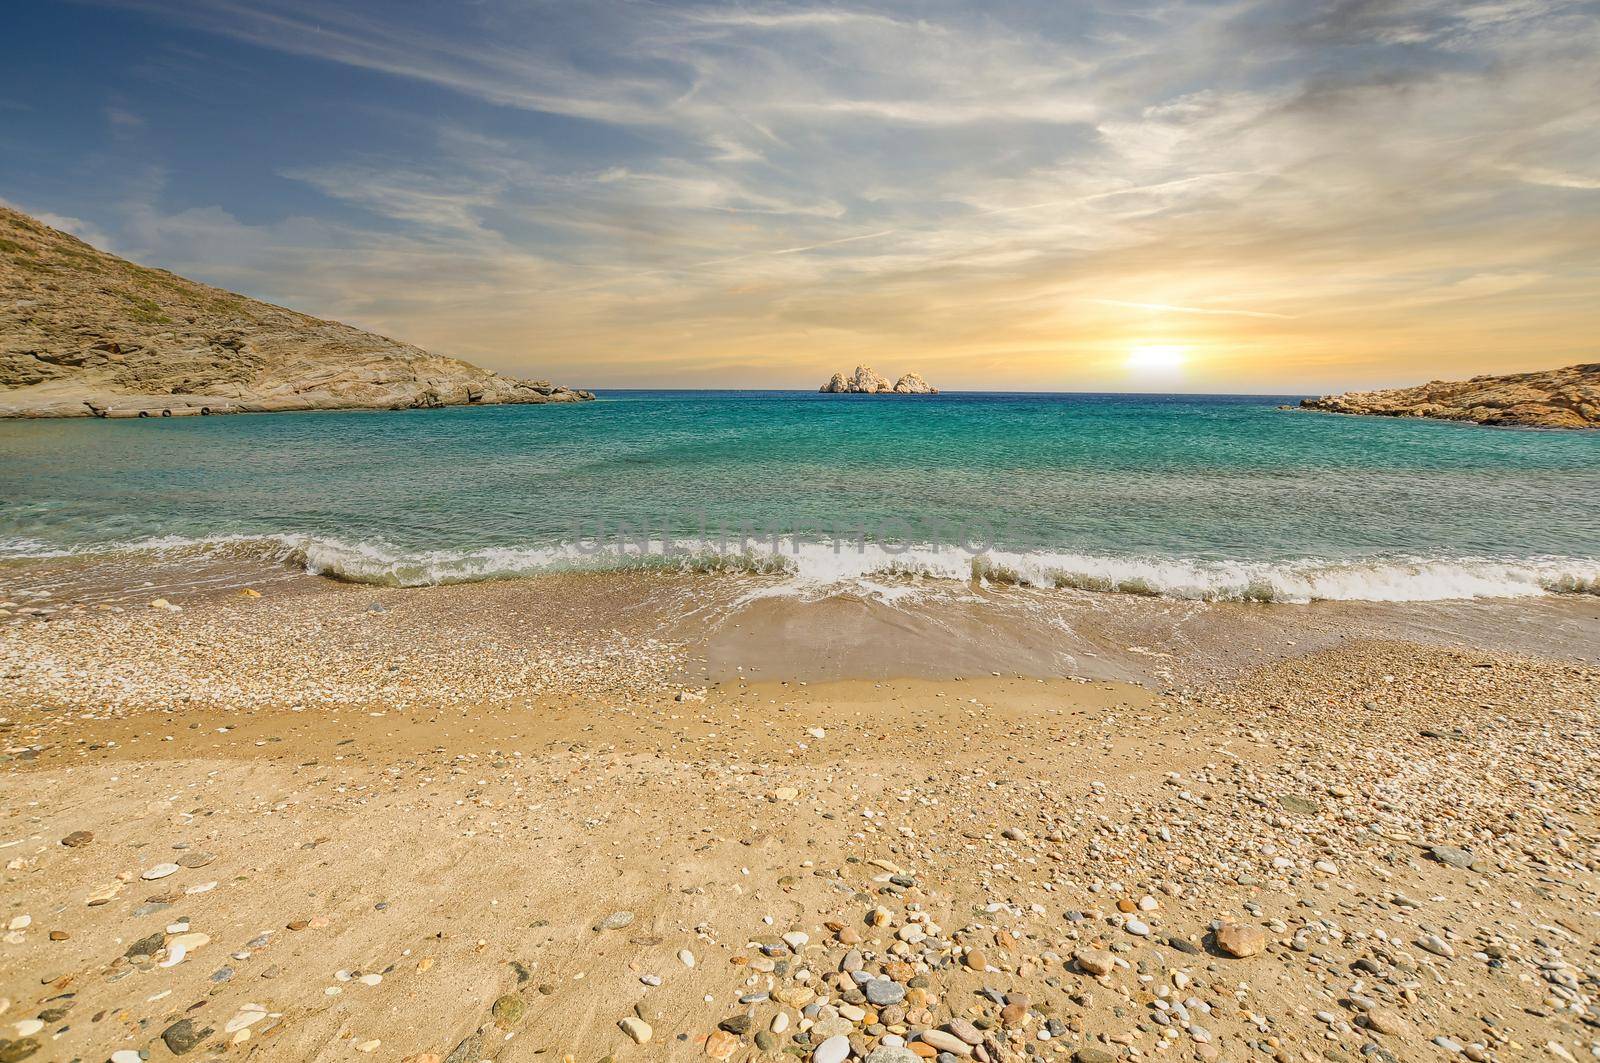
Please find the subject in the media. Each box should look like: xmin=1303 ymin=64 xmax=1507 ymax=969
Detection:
xmin=3 ymin=568 xmax=1599 ymax=1063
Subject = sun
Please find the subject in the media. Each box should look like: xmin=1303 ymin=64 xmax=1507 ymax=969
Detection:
xmin=1125 ymin=344 xmax=1187 ymax=374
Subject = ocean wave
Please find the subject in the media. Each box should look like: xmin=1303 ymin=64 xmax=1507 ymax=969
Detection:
xmin=2 ymin=532 xmax=1597 ymax=603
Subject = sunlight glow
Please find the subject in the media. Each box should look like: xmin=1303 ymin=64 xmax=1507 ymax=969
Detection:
xmin=1126 ymin=344 xmax=1187 ymax=374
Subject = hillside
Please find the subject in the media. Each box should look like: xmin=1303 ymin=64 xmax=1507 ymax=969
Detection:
xmin=0 ymin=206 xmax=591 ymax=418
xmin=1300 ymin=363 xmax=1599 ymax=429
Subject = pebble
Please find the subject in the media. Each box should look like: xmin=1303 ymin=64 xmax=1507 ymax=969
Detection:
xmin=864 ymin=978 xmax=905 ymax=1005
xmin=864 ymin=1049 xmax=920 ymax=1063
xmin=1213 ymin=923 xmax=1266 ymax=958
xmin=223 ymin=1005 xmax=269 ymax=1034
xmin=595 ymin=910 xmax=635 ymax=931
xmin=1075 ymin=949 xmax=1115 ymax=976
xmin=492 ymin=994 xmax=525 ymax=1028
xmin=920 ymin=1029 xmax=973 ymax=1055
xmin=161 ymin=1018 xmax=210 ymax=1055
xmin=619 ymin=1016 xmax=652 ymax=1043
xmin=1419 ymin=934 xmax=1456 ymax=959
xmin=141 ymin=863 xmax=180 ymax=880
xmin=947 ymin=1017 xmax=983 ymax=1045
xmin=812 ymin=1034 xmax=851 ymax=1063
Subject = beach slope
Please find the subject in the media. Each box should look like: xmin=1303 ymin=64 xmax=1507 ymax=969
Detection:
xmin=3 ymin=572 xmax=1600 ymax=1061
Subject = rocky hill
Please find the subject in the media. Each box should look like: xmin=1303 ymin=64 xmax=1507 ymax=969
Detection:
xmin=0 ymin=206 xmax=592 ymax=418
xmin=1300 ymin=363 xmax=1599 ymax=429
xmin=820 ymin=366 xmax=938 ymax=394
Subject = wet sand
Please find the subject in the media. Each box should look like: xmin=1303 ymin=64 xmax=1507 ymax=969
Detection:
xmin=4 ymin=550 xmax=1598 ymax=693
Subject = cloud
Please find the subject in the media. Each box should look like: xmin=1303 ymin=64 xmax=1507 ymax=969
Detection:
xmin=1092 ymin=300 xmax=1297 ymax=320
xmin=41 ymin=0 xmax=1600 ymax=390
xmin=1508 ymin=165 xmax=1600 ymax=190
xmin=1392 ymin=270 xmax=1551 ymax=306
xmin=104 ymin=105 xmax=145 ymax=131
xmin=277 ymin=164 xmax=505 ymax=234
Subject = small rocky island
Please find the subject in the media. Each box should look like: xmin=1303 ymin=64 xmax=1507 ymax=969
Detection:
xmin=1300 ymin=362 xmax=1599 ymax=429
xmin=0 ymin=205 xmax=592 ymax=418
xmin=820 ymin=365 xmax=938 ymax=394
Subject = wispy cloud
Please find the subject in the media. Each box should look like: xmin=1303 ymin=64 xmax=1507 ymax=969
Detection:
xmin=1092 ymin=300 xmax=1297 ymax=320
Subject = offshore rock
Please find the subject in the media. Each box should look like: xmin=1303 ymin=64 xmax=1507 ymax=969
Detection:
xmin=820 ymin=365 xmax=938 ymax=394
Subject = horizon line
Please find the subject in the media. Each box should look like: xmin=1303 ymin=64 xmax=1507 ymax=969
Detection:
xmin=564 ymin=387 xmax=1318 ymax=398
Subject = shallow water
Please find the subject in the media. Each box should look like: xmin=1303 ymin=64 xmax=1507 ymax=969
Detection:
xmin=1 ymin=391 xmax=1596 ymax=602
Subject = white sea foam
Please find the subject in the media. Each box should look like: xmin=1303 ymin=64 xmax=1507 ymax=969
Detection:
xmin=3 ymin=533 xmax=1596 ymax=603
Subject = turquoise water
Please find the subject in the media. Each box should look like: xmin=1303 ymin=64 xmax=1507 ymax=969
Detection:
xmin=1 ymin=391 xmax=1597 ymax=601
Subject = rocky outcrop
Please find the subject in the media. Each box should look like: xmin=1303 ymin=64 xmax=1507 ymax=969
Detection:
xmin=820 ymin=366 xmax=938 ymax=394
xmin=0 ymin=205 xmax=593 ymax=418
xmin=891 ymin=371 xmax=937 ymax=394
xmin=1300 ymin=363 xmax=1599 ymax=430
xmin=822 ymin=366 xmax=892 ymax=393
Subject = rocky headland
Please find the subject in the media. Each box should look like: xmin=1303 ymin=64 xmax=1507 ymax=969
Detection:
xmin=821 ymin=366 xmax=938 ymax=394
xmin=1300 ymin=363 xmax=1599 ymax=429
xmin=0 ymin=206 xmax=592 ymax=418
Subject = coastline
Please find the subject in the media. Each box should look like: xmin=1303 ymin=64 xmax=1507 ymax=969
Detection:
xmin=0 ymin=385 xmax=595 ymax=420
xmin=3 ymin=567 xmax=1599 ymax=1061
xmin=1299 ymin=362 xmax=1599 ymax=431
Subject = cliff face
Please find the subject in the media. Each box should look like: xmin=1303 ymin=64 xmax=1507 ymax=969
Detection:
xmin=0 ymin=206 xmax=592 ymax=418
xmin=1300 ymin=364 xmax=1599 ymax=430
xmin=820 ymin=366 xmax=938 ymax=394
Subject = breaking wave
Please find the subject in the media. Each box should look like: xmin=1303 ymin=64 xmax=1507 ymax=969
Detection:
xmin=4 ymin=533 xmax=1598 ymax=604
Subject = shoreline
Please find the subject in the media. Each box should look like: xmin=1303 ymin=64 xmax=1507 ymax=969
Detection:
xmin=0 ymin=390 xmax=597 ymax=421
xmin=4 ymin=533 xmax=1597 ymax=606
xmin=9 ymin=560 xmax=1600 ymax=694
xmin=4 ymin=560 xmax=1600 ymax=696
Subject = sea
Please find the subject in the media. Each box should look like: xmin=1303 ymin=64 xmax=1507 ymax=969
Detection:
xmin=2 ymin=390 xmax=1597 ymax=604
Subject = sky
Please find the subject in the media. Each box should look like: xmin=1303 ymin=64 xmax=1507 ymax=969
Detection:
xmin=2 ymin=1 xmax=1598 ymax=393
